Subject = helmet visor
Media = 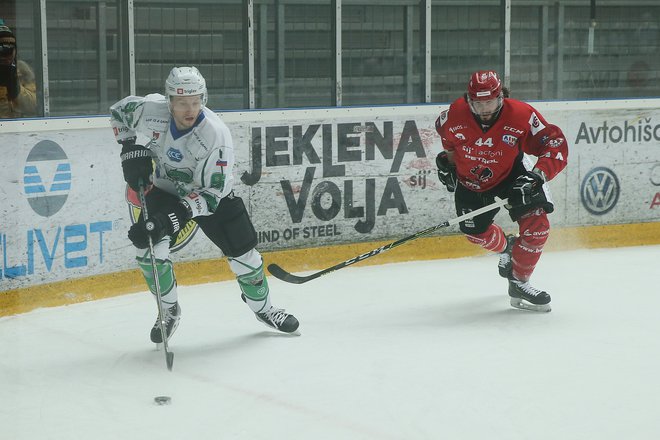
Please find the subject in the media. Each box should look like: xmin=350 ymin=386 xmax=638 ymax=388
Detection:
xmin=468 ymin=96 xmax=502 ymax=120
xmin=169 ymin=94 xmax=203 ymax=112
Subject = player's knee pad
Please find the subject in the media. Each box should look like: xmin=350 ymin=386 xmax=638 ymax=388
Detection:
xmin=517 ymin=209 xmax=550 ymax=249
xmin=135 ymin=236 xmax=171 ymax=260
xmin=212 ymin=195 xmax=258 ymax=257
xmin=136 ymin=248 xmax=176 ymax=297
xmin=458 ymin=208 xmax=498 ymax=236
xmin=228 ymin=249 xmax=263 ymax=275
xmin=465 ymin=223 xmax=506 ymax=252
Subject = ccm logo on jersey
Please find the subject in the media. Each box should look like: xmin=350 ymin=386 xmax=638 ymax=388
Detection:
xmin=504 ymin=125 xmax=524 ymax=135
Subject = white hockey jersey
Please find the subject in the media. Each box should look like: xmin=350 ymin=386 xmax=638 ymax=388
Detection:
xmin=110 ymin=93 xmax=234 ymax=217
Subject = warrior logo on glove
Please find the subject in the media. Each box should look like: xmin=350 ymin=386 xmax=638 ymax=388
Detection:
xmin=120 ymin=142 xmax=153 ymax=191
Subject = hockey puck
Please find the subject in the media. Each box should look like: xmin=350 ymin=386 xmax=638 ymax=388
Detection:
xmin=154 ymin=396 xmax=172 ymax=405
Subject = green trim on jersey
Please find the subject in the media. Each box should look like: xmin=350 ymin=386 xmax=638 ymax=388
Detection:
xmin=200 ymin=154 xmax=212 ymax=186
xmin=210 ymin=172 xmax=225 ymax=190
xmin=202 ymin=192 xmax=218 ymax=212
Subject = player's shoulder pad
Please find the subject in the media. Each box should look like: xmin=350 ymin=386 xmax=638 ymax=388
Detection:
xmin=190 ymin=110 xmax=230 ymax=153
xmin=504 ymin=99 xmax=548 ymax=136
xmin=203 ymin=109 xmax=233 ymax=144
xmin=201 ymin=107 xmax=225 ymax=126
xmin=144 ymin=93 xmax=167 ymax=103
xmin=435 ymin=108 xmax=449 ymax=131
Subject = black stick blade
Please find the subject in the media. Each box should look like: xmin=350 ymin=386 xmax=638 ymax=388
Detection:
xmin=267 ymin=263 xmax=313 ymax=284
xmin=166 ymin=352 xmax=174 ymax=371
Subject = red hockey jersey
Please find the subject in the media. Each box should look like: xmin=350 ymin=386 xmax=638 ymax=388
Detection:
xmin=435 ymin=97 xmax=568 ymax=192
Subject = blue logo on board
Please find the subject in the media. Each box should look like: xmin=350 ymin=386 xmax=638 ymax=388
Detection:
xmin=23 ymin=140 xmax=72 ymax=217
xmin=580 ymin=166 xmax=620 ymax=215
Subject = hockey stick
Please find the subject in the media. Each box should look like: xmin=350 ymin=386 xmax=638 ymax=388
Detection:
xmin=137 ymin=181 xmax=175 ymax=371
xmin=267 ymin=197 xmax=509 ymax=284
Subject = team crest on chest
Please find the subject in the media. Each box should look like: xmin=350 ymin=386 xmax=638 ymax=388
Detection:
xmin=167 ymin=147 xmax=184 ymax=162
xmin=501 ymin=134 xmax=518 ymax=147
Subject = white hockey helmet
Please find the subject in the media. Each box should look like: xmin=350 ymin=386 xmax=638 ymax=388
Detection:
xmin=165 ymin=66 xmax=208 ymax=107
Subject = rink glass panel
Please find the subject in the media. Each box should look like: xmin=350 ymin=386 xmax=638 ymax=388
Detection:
xmin=7 ymin=0 xmax=660 ymax=117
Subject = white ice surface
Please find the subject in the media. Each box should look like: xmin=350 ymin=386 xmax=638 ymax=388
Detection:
xmin=2 ymin=245 xmax=659 ymax=440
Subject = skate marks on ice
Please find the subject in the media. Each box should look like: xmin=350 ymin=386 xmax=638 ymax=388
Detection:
xmin=1 ymin=245 xmax=660 ymax=440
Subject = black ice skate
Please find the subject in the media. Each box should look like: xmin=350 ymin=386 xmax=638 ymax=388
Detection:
xmin=241 ymin=294 xmax=300 ymax=334
xmin=498 ymin=235 xmax=516 ymax=278
xmin=508 ymin=279 xmax=551 ymax=312
xmin=150 ymin=302 xmax=181 ymax=343
xmin=255 ymin=306 xmax=300 ymax=333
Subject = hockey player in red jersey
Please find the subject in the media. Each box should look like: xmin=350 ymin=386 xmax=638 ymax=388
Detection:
xmin=435 ymin=70 xmax=568 ymax=312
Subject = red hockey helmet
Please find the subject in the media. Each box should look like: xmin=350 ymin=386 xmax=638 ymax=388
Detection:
xmin=467 ymin=70 xmax=503 ymax=123
xmin=467 ymin=70 xmax=502 ymax=101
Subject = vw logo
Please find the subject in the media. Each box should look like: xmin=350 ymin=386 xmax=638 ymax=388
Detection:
xmin=580 ymin=166 xmax=620 ymax=215
xmin=650 ymin=163 xmax=660 ymax=186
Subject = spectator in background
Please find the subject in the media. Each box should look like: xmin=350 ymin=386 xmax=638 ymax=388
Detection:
xmin=0 ymin=20 xmax=36 ymax=118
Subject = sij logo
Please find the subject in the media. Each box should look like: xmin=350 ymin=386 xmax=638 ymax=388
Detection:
xmin=23 ymin=140 xmax=72 ymax=217
xmin=580 ymin=166 xmax=620 ymax=215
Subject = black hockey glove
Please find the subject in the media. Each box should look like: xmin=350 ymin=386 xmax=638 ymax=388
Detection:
xmin=436 ymin=151 xmax=457 ymax=192
xmin=0 ymin=62 xmax=20 ymax=100
xmin=507 ymin=170 xmax=545 ymax=209
xmin=128 ymin=203 xmax=189 ymax=249
xmin=120 ymin=142 xmax=153 ymax=191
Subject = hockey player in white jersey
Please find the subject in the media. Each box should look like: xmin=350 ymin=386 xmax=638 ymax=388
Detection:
xmin=110 ymin=66 xmax=299 ymax=342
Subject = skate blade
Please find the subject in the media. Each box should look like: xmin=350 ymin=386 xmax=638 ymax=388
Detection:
xmin=510 ymin=298 xmax=551 ymax=313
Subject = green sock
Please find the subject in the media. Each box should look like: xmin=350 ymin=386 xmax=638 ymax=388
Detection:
xmin=235 ymin=262 xmax=269 ymax=302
